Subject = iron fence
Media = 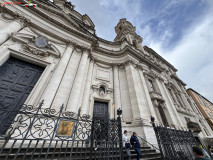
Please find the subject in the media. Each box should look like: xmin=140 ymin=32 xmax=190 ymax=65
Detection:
xmin=151 ymin=116 xmax=198 ymax=160
xmin=0 ymin=100 xmax=123 ymax=160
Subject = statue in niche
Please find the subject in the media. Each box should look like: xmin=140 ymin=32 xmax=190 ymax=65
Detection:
xmin=99 ymin=86 xmax=105 ymax=97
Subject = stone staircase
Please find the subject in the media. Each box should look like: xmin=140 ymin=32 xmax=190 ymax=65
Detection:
xmin=0 ymin=146 xmax=161 ymax=160
xmin=124 ymin=146 xmax=161 ymax=160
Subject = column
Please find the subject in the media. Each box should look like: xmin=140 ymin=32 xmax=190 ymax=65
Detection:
xmin=81 ymin=59 xmax=94 ymax=115
xmin=51 ymin=49 xmax=81 ymax=109
xmin=156 ymin=79 xmax=183 ymax=126
xmin=66 ymin=50 xmax=89 ymax=112
xmin=125 ymin=63 xmax=141 ymax=120
xmin=119 ymin=68 xmax=133 ymax=121
xmin=78 ymin=56 xmax=90 ymax=109
xmin=27 ymin=63 xmax=56 ymax=106
xmin=0 ymin=19 xmax=24 ymax=45
xmin=39 ymin=46 xmax=74 ymax=108
xmin=113 ymin=65 xmax=121 ymax=112
xmin=138 ymin=69 xmax=157 ymax=119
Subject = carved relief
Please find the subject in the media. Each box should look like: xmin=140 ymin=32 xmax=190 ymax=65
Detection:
xmin=1 ymin=10 xmax=30 ymax=27
xmin=12 ymin=33 xmax=61 ymax=58
xmin=21 ymin=44 xmax=49 ymax=57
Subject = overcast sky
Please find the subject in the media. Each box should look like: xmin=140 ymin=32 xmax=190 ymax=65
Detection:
xmin=71 ymin=0 xmax=213 ymax=102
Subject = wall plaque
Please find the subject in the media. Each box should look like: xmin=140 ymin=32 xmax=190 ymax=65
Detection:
xmin=56 ymin=119 xmax=75 ymax=137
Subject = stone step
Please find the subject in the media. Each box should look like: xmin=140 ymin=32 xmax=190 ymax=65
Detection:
xmin=0 ymin=146 xmax=161 ymax=160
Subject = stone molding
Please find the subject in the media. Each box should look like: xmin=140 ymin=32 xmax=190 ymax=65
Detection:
xmin=1 ymin=8 xmax=30 ymax=27
xmin=31 ymin=1 xmax=96 ymax=42
xmin=144 ymin=70 xmax=164 ymax=82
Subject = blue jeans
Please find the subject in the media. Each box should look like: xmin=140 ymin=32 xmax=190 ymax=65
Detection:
xmin=125 ymin=148 xmax=131 ymax=160
xmin=135 ymin=147 xmax=141 ymax=160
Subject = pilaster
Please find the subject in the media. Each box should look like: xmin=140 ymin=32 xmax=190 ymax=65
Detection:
xmin=138 ymin=68 xmax=158 ymax=119
xmin=156 ymin=79 xmax=183 ymax=127
xmin=78 ymin=53 xmax=90 ymax=111
xmin=125 ymin=62 xmax=141 ymax=120
xmin=51 ymin=48 xmax=81 ymax=109
xmin=66 ymin=49 xmax=90 ymax=112
xmin=118 ymin=66 xmax=133 ymax=122
xmin=81 ymin=59 xmax=94 ymax=115
xmin=40 ymin=45 xmax=74 ymax=108
xmin=113 ymin=65 xmax=122 ymax=112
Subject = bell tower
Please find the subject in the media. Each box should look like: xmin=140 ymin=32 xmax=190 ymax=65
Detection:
xmin=114 ymin=18 xmax=144 ymax=52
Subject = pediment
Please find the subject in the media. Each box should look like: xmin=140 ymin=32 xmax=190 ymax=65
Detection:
xmin=36 ymin=7 xmax=78 ymax=31
xmin=12 ymin=33 xmax=61 ymax=58
xmin=82 ymin=14 xmax=95 ymax=28
xmin=33 ymin=1 xmax=95 ymax=37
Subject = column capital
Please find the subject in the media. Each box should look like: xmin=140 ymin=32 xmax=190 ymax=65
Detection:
xmin=112 ymin=63 xmax=119 ymax=69
xmin=123 ymin=59 xmax=136 ymax=67
xmin=82 ymin=47 xmax=91 ymax=55
xmin=136 ymin=64 xmax=143 ymax=71
xmin=88 ymin=54 xmax=96 ymax=63
xmin=65 ymin=40 xmax=91 ymax=54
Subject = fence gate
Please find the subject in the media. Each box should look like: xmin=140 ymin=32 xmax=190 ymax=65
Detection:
xmin=151 ymin=117 xmax=198 ymax=160
xmin=0 ymin=101 xmax=123 ymax=160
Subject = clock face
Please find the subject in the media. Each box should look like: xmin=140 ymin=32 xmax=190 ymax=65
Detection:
xmin=35 ymin=36 xmax=48 ymax=48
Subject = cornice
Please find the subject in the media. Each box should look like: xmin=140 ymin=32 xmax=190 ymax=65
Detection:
xmin=36 ymin=1 xmax=79 ymax=30
xmin=97 ymin=37 xmax=122 ymax=46
xmin=171 ymin=74 xmax=186 ymax=86
xmin=144 ymin=46 xmax=178 ymax=72
xmin=177 ymin=109 xmax=195 ymax=116
xmin=3 ymin=5 xmax=95 ymax=49
xmin=94 ymin=45 xmax=164 ymax=73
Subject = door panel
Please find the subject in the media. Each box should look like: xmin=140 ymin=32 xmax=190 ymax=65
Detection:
xmin=93 ymin=101 xmax=109 ymax=118
xmin=0 ymin=57 xmax=44 ymax=135
xmin=93 ymin=101 xmax=109 ymax=142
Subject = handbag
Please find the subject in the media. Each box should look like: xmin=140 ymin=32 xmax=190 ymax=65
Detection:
xmin=125 ymin=142 xmax=130 ymax=149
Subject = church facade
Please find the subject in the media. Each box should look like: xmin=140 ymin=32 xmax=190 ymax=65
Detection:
xmin=0 ymin=0 xmax=212 ymax=146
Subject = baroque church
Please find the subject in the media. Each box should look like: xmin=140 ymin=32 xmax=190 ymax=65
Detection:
xmin=0 ymin=0 xmax=212 ymax=148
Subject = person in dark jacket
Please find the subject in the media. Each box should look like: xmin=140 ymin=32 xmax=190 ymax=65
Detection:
xmin=130 ymin=132 xmax=141 ymax=160
xmin=192 ymin=147 xmax=211 ymax=160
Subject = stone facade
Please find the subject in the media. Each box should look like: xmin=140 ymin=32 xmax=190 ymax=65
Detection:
xmin=187 ymin=88 xmax=213 ymax=132
xmin=0 ymin=0 xmax=212 ymax=147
